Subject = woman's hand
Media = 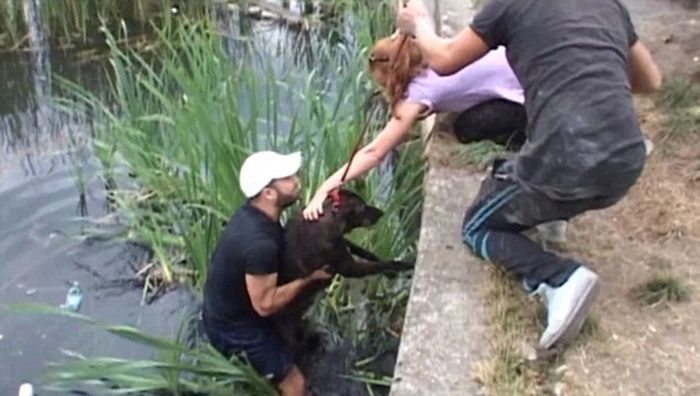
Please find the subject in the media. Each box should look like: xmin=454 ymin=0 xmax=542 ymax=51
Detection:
xmin=303 ymin=181 xmax=341 ymax=221
xmin=397 ymin=0 xmax=428 ymax=36
xmin=302 ymin=190 xmax=327 ymax=221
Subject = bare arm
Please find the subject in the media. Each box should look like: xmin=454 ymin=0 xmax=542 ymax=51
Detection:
xmin=246 ymin=269 xmax=330 ymax=317
xmin=414 ymin=20 xmax=490 ymax=75
xmin=303 ymin=101 xmax=424 ymax=221
xmin=627 ymin=41 xmax=662 ymax=93
xmin=397 ymin=1 xmax=489 ymax=75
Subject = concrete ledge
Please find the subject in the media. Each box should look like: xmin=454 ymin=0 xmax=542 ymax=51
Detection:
xmin=390 ymin=163 xmax=490 ymax=396
xmin=390 ymin=1 xmax=488 ymax=393
xmin=390 ymin=2 xmax=693 ymax=395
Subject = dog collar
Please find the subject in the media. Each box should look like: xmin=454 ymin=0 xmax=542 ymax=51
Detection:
xmin=330 ymin=189 xmax=341 ymax=213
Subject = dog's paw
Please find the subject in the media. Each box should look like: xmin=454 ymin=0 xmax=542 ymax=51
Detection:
xmin=391 ymin=260 xmax=415 ymax=270
xmin=380 ymin=260 xmax=415 ymax=277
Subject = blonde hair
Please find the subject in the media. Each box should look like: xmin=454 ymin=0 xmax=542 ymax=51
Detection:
xmin=368 ymin=35 xmax=427 ymax=116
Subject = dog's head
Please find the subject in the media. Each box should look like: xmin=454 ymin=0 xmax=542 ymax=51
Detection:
xmin=324 ymin=189 xmax=383 ymax=231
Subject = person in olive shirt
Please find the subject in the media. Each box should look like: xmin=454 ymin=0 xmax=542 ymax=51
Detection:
xmin=203 ymin=151 xmax=331 ymax=396
xmin=397 ymin=0 xmax=661 ymax=350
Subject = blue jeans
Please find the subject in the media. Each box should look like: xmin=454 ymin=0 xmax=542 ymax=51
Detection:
xmin=462 ymin=161 xmax=624 ymax=288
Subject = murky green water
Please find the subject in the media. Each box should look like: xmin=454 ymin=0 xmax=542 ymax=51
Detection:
xmin=0 ymin=1 xmax=379 ymax=395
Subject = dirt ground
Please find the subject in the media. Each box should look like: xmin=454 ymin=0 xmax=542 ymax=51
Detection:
xmin=559 ymin=103 xmax=700 ymax=396
xmin=547 ymin=13 xmax=700 ymax=396
xmin=427 ymin=9 xmax=700 ymax=395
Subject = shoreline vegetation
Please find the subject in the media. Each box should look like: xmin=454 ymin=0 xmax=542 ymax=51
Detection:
xmin=9 ymin=0 xmax=427 ymax=394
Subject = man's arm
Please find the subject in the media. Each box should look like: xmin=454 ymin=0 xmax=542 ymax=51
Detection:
xmin=397 ymin=0 xmax=489 ymax=75
xmin=627 ymin=41 xmax=662 ymax=93
xmin=414 ymin=21 xmax=490 ymax=75
xmin=246 ymin=269 xmax=330 ymax=317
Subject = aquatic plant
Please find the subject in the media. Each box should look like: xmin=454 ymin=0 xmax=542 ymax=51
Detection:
xmin=0 ymin=0 xmax=211 ymax=49
xmin=55 ymin=1 xmax=421 ymax=393
xmin=62 ymin=0 xmax=416 ymax=289
xmin=11 ymin=303 xmax=277 ymax=395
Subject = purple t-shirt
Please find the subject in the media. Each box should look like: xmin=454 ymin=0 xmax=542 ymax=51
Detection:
xmin=405 ymin=47 xmax=523 ymax=114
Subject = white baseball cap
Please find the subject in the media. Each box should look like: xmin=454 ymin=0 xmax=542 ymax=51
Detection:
xmin=239 ymin=151 xmax=302 ymax=198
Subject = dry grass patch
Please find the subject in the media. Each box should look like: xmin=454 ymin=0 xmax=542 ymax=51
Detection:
xmin=447 ymin=141 xmax=506 ymax=171
xmin=473 ymin=265 xmax=602 ymax=395
xmin=632 ymin=273 xmax=691 ymax=308
xmin=473 ymin=267 xmax=538 ymax=395
xmin=444 ymin=77 xmax=700 ymax=395
xmin=549 ymin=78 xmax=700 ymax=394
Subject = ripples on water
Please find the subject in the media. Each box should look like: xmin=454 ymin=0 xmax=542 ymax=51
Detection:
xmin=0 ymin=1 xmax=386 ymax=394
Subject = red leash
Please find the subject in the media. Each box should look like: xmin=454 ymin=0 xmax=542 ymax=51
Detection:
xmin=331 ymin=1 xmax=409 ymax=211
xmin=330 ymin=103 xmax=379 ymax=211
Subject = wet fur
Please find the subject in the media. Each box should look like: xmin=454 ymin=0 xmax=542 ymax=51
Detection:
xmin=273 ymin=189 xmax=413 ymax=350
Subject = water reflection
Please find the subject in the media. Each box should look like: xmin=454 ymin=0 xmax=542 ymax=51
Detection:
xmin=0 ymin=2 xmax=374 ymax=394
xmin=0 ymin=0 xmax=352 ymax=162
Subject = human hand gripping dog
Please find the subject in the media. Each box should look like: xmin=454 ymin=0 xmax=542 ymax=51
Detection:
xmin=303 ymin=178 xmax=343 ymax=221
xmin=308 ymin=266 xmax=333 ymax=282
xmin=302 ymin=102 xmax=421 ymax=223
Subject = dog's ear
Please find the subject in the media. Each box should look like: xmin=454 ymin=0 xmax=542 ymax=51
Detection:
xmin=335 ymin=189 xmax=363 ymax=213
xmin=334 ymin=189 xmax=384 ymax=228
xmin=320 ymin=189 xmax=356 ymax=214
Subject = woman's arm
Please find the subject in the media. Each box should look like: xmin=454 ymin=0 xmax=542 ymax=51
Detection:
xmin=303 ymin=101 xmax=424 ymax=221
xmin=397 ymin=1 xmax=489 ymax=75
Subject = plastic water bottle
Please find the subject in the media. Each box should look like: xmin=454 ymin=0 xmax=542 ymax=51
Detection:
xmin=18 ymin=382 xmax=33 ymax=396
xmin=61 ymin=281 xmax=83 ymax=312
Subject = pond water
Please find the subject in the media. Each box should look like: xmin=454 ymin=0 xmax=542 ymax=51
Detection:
xmin=0 ymin=1 xmax=397 ymax=395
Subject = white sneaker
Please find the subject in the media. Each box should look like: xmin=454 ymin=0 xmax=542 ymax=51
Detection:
xmin=644 ymin=138 xmax=654 ymax=157
xmin=18 ymin=383 xmax=34 ymax=396
xmin=537 ymin=220 xmax=568 ymax=244
xmin=537 ymin=266 xmax=600 ymax=349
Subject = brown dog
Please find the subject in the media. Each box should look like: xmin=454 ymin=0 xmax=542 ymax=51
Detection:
xmin=274 ymin=189 xmax=414 ymax=349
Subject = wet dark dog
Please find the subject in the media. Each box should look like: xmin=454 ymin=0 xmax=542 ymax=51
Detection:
xmin=273 ymin=189 xmax=414 ymax=349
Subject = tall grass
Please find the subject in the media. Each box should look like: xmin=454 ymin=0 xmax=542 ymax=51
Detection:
xmin=11 ymin=303 xmax=278 ymax=395
xmin=44 ymin=0 xmax=125 ymax=45
xmin=0 ymin=0 xmax=210 ymax=49
xmin=0 ymin=0 xmax=390 ymax=50
xmin=63 ymin=1 xmax=414 ymax=289
xmin=448 ymin=140 xmax=506 ymax=170
xmin=655 ymin=77 xmax=700 ymax=140
xmin=55 ymin=0 xmax=423 ymax=393
xmin=0 ymin=0 xmax=22 ymax=46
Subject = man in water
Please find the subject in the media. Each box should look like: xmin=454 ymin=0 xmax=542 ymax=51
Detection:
xmin=203 ymin=151 xmax=331 ymax=396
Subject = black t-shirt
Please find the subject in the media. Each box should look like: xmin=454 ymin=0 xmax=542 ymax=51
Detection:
xmin=203 ymin=201 xmax=284 ymax=329
xmin=472 ymin=0 xmax=646 ymax=200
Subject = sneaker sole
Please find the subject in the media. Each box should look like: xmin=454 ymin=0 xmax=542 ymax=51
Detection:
xmin=540 ymin=275 xmax=600 ymax=350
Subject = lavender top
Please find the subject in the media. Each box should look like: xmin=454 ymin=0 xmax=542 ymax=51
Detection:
xmin=405 ymin=47 xmax=524 ymax=113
